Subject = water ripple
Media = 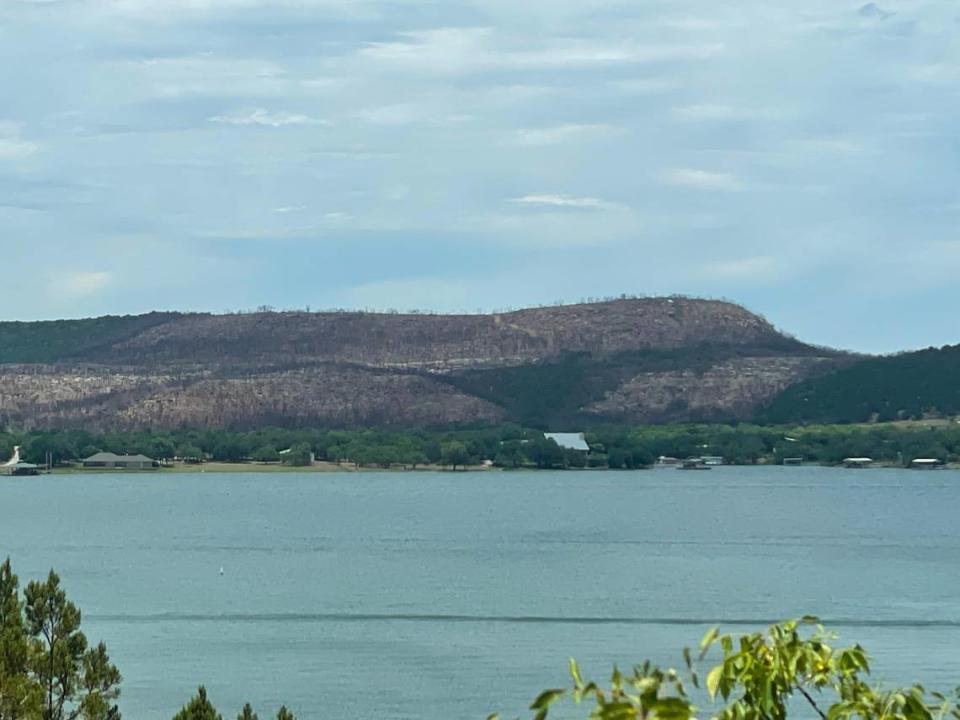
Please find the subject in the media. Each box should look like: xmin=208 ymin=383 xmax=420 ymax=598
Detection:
xmin=85 ymin=612 xmax=960 ymax=628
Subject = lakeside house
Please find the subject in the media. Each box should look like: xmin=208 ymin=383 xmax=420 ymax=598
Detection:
xmin=910 ymin=458 xmax=942 ymax=469
xmin=544 ymin=432 xmax=590 ymax=452
xmin=1 ymin=445 xmax=40 ymax=476
xmin=843 ymin=457 xmax=873 ymax=468
xmin=82 ymin=452 xmax=156 ymax=470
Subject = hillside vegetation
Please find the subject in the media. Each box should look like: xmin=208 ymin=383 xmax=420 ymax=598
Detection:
xmin=763 ymin=344 xmax=960 ymax=423
xmin=0 ymin=299 xmax=844 ymax=430
xmin=0 ymin=312 xmax=187 ymax=364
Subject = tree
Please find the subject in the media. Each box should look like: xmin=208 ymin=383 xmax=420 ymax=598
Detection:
xmin=440 ymin=441 xmax=470 ymax=471
xmin=172 ymin=687 xmax=221 ymax=720
xmin=494 ymin=441 xmax=525 ymax=469
xmin=493 ymin=618 xmax=960 ymax=720
xmin=250 ymin=446 xmax=280 ymax=463
xmin=176 ymin=445 xmax=204 ymax=464
xmin=211 ymin=438 xmax=249 ymax=463
xmin=19 ymin=568 xmax=121 ymax=720
xmin=527 ymin=438 xmax=564 ymax=469
xmin=0 ymin=558 xmax=41 ymax=720
xmin=275 ymin=708 xmax=295 ymax=720
xmin=236 ymin=704 xmax=257 ymax=720
xmin=423 ymin=440 xmax=442 ymax=465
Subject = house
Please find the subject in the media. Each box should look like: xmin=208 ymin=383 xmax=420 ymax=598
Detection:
xmin=543 ymin=433 xmax=590 ymax=452
xmin=2 ymin=461 xmax=40 ymax=476
xmin=910 ymin=458 xmax=942 ymax=469
xmin=843 ymin=457 xmax=872 ymax=468
xmin=1 ymin=446 xmax=40 ymax=476
xmin=82 ymin=452 xmax=156 ymax=470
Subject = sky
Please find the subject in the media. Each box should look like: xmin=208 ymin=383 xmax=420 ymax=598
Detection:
xmin=1 ymin=0 xmax=958 ymax=353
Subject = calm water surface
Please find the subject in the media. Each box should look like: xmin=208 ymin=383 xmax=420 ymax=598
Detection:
xmin=1 ymin=467 xmax=959 ymax=719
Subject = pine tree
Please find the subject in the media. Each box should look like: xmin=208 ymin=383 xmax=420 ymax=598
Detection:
xmin=172 ymin=687 xmax=222 ymax=720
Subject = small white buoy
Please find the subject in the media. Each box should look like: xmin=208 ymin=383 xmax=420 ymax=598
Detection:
xmin=219 ymin=566 xmax=224 ymax=576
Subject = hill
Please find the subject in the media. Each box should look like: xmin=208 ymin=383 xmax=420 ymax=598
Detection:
xmin=0 ymin=298 xmax=845 ymax=430
xmin=762 ymin=343 xmax=960 ymax=424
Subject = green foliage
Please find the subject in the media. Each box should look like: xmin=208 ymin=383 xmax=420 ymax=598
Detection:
xmin=764 ymin=345 xmax=960 ymax=423
xmin=236 ymin=705 xmax=257 ymax=720
xmin=527 ymin=438 xmax=565 ymax=469
xmin=275 ymin=708 xmax=295 ymax=720
xmin=172 ymin=687 xmax=222 ymax=720
xmin=447 ymin=343 xmax=822 ymax=428
xmin=0 ymin=559 xmax=121 ymax=720
xmin=497 ymin=619 xmax=960 ymax=720
xmin=440 ymin=441 xmax=471 ymax=470
xmin=4 ymin=421 xmax=960 ymax=472
xmin=250 ymin=446 xmax=280 ymax=463
xmin=0 ymin=313 xmax=183 ymax=365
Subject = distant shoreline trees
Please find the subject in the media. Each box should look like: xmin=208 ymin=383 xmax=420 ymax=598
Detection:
xmin=2 ymin=421 xmax=960 ymax=473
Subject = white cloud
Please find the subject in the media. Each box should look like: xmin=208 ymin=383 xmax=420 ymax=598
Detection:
xmin=509 ymin=194 xmax=619 ymax=210
xmin=0 ymin=122 xmax=39 ymax=160
xmin=50 ymin=271 xmax=112 ymax=299
xmin=512 ymin=124 xmax=623 ymax=146
xmin=664 ymin=168 xmax=741 ymax=191
xmin=208 ymin=108 xmax=330 ymax=127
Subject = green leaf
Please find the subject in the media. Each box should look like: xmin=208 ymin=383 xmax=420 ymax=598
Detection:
xmin=569 ymin=658 xmax=583 ymax=688
xmin=699 ymin=627 xmax=720 ymax=659
xmin=706 ymin=665 xmax=724 ymax=700
xmin=530 ymin=689 xmax=565 ymax=711
xmin=652 ymin=698 xmax=692 ymax=720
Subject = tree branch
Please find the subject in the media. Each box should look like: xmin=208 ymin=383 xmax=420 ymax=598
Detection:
xmin=796 ymin=685 xmax=827 ymax=720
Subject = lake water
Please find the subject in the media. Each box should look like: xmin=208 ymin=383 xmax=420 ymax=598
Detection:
xmin=2 ymin=467 xmax=959 ymax=719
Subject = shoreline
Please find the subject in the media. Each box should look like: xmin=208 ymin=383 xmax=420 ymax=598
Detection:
xmin=41 ymin=461 xmax=960 ymax=474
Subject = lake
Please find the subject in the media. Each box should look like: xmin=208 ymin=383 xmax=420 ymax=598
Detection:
xmin=2 ymin=467 xmax=959 ymax=719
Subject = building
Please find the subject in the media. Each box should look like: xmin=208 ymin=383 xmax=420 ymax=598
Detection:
xmin=2 ymin=461 xmax=40 ymax=476
xmin=910 ymin=458 xmax=942 ymax=469
xmin=543 ymin=433 xmax=590 ymax=452
xmin=1 ymin=445 xmax=40 ymax=475
xmin=82 ymin=452 xmax=156 ymax=470
xmin=843 ymin=457 xmax=872 ymax=468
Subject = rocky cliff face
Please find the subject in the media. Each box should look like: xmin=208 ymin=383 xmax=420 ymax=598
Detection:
xmin=0 ymin=298 xmax=844 ymax=429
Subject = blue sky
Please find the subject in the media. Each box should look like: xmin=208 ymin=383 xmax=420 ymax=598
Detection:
xmin=1 ymin=0 xmax=958 ymax=353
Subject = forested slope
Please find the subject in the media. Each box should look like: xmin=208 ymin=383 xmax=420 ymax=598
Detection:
xmin=762 ymin=344 xmax=960 ymax=423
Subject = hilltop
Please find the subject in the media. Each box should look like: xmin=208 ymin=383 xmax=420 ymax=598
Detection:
xmin=0 ymin=298 xmax=846 ymax=430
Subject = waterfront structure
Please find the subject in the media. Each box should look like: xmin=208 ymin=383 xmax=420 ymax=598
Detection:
xmin=82 ymin=452 xmax=156 ymax=470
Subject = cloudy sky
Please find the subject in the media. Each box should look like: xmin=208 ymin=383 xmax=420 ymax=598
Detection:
xmin=1 ymin=0 xmax=958 ymax=352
